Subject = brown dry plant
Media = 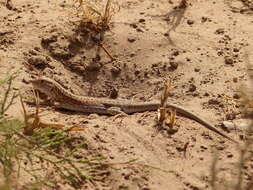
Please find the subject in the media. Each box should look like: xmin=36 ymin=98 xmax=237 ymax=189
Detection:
xmin=21 ymin=88 xmax=83 ymax=136
xmin=158 ymin=79 xmax=177 ymax=128
xmin=74 ymin=0 xmax=119 ymax=30
xmin=72 ymin=0 xmax=119 ymax=61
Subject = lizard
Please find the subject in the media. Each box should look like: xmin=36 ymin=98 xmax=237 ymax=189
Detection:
xmin=30 ymin=77 xmax=237 ymax=143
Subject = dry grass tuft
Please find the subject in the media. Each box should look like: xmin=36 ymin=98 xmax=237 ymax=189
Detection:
xmin=72 ymin=0 xmax=119 ymax=61
xmin=74 ymin=0 xmax=119 ymax=30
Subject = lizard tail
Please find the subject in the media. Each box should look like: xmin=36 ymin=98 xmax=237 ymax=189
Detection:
xmin=167 ymin=103 xmax=238 ymax=143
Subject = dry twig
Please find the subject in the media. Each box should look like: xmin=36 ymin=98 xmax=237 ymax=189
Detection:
xmin=158 ymin=79 xmax=177 ymax=128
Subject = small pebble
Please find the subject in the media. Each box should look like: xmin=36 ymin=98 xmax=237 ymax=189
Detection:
xmin=187 ymin=19 xmax=194 ymax=25
xmin=215 ymin=28 xmax=225 ymax=34
xmin=109 ymin=88 xmax=118 ymax=99
xmin=169 ymin=61 xmax=178 ymax=70
xmin=233 ymin=93 xmax=240 ymax=99
xmin=208 ymin=98 xmax=220 ymax=105
xmin=194 ymin=67 xmax=200 ymax=72
xmin=224 ymin=56 xmax=234 ymax=65
xmin=139 ymin=18 xmax=145 ymax=23
xmin=188 ymin=84 xmax=197 ymax=92
xmin=127 ymin=38 xmax=136 ymax=43
xmin=233 ymin=77 xmax=238 ymax=83
xmin=111 ymin=66 xmax=121 ymax=75
xmin=222 ymin=121 xmax=235 ymax=130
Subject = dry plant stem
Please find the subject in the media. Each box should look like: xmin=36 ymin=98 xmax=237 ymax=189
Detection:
xmin=158 ymin=79 xmax=174 ymax=124
xmin=210 ymin=152 xmax=218 ymax=190
xmin=169 ymin=109 xmax=176 ymax=125
xmin=158 ymin=81 xmax=169 ymax=122
xmin=235 ymin=148 xmax=245 ymax=190
xmin=183 ymin=142 xmax=189 ymax=158
xmin=104 ymin=0 xmax=112 ymax=22
xmin=160 ymin=80 xmax=172 ymax=107
xmin=98 ymin=43 xmax=114 ymax=61
xmin=158 ymin=107 xmax=166 ymax=123
xmin=20 ymin=91 xmax=41 ymax=135
xmin=1 ymin=75 xmax=17 ymax=115
xmin=235 ymin=131 xmax=253 ymax=190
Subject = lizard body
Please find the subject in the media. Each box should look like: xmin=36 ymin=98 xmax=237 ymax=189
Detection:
xmin=30 ymin=77 xmax=236 ymax=143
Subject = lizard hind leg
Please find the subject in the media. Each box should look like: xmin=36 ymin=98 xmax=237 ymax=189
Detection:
xmin=106 ymin=107 xmax=128 ymax=121
xmin=106 ymin=107 xmax=126 ymax=115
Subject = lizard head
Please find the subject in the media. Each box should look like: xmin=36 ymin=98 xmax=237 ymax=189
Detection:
xmin=30 ymin=77 xmax=56 ymax=96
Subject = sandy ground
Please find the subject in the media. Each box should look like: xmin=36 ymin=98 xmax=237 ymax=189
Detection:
xmin=1 ymin=0 xmax=253 ymax=189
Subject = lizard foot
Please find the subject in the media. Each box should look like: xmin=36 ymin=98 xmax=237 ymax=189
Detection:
xmin=106 ymin=107 xmax=128 ymax=121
